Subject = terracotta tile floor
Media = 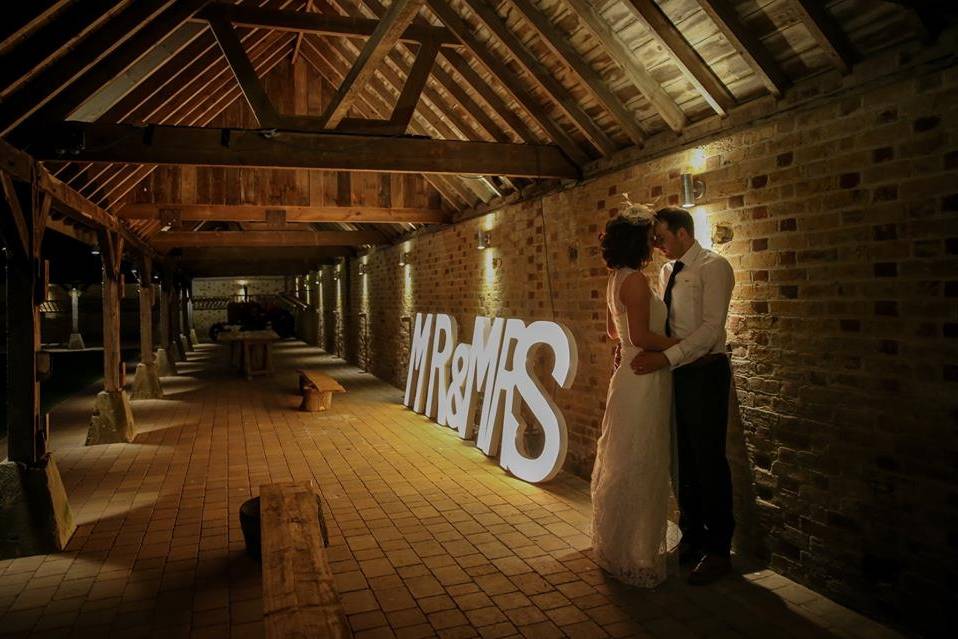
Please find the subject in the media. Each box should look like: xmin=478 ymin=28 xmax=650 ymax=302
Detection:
xmin=0 ymin=341 xmax=904 ymax=639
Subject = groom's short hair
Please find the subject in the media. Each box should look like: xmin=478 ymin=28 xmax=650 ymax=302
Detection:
xmin=655 ymin=207 xmax=695 ymax=237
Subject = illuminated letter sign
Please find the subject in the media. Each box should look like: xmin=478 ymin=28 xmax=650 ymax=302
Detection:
xmin=403 ymin=313 xmax=578 ymax=483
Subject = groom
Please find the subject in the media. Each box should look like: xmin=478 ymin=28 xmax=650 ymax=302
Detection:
xmin=631 ymin=207 xmax=736 ymax=585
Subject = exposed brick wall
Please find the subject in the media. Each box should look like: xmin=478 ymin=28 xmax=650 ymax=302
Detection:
xmin=314 ymin=40 xmax=957 ymax=635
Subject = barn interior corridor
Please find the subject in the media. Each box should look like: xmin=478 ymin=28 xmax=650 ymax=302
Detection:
xmin=0 ymin=342 xmax=900 ymax=639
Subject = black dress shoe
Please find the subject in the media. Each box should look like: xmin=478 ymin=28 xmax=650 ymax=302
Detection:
xmin=678 ymin=544 xmax=703 ymax=565
xmin=688 ymin=554 xmax=732 ymax=585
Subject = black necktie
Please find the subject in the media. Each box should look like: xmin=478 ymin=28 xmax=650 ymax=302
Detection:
xmin=663 ymin=261 xmax=684 ymax=337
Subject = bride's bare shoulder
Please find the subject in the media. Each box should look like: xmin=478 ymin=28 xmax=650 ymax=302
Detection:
xmin=621 ymin=270 xmax=652 ymax=299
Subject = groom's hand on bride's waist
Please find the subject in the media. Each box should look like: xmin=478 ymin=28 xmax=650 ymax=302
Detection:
xmin=631 ymin=351 xmax=669 ymax=375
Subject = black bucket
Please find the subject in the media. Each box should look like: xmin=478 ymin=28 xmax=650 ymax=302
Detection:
xmin=240 ymin=495 xmax=329 ymax=560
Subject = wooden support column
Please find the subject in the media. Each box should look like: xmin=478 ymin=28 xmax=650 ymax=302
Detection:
xmin=169 ymin=276 xmax=186 ymax=362
xmin=156 ymin=273 xmax=178 ymax=375
xmin=0 ymin=169 xmax=76 ymax=556
xmin=67 ymin=288 xmax=85 ymax=349
xmin=87 ymin=229 xmax=135 ymax=445
xmin=131 ymin=256 xmax=163 ymax=399
xmin=180 ymin=281 xmax=194 ymax=352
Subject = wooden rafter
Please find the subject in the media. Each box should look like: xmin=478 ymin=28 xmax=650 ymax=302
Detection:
xmin=118 ymin=203 xmax=449 ymax=224
xmin=622 ymin=0 xmax=734 ymax=116
xmin=33 ymin=123 xmax=580 ymax=178
xmin=290 ymin=0 xmax=314 ymax=65
xmin=206 ymin=5 xmax=282 ymax=128
xmin=199 ymin=2 xmax=460 ymax=47
xmin=319 ymin=0 xmax=427 ymax=129
xmin=562 ymin=0 xmax=686 ymax=134
xmin=151 ymin=230 xmax=384 ymax=249
xmin=791 ymin=0 xmax=855 ymax=74
xmin=0 ymin=1 xmax=72 ymax=55
xmin=508 ymin=0 xmax=644 ymax=146
xmin=425 ymin=0 xmax=588 ymax=165
xmin=390 ymin=39 xmax=439 ymax=132
xmin=0 ymin=0 xmax=201 ymax=136
xmin=696 ymin=0 xmax=788 ymax=97
xmin=461 ymin=0 xmax=616 ymax=156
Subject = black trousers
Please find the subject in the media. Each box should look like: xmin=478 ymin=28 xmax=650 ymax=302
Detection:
xmin=674 ymin=355 xmax=734 ymax=556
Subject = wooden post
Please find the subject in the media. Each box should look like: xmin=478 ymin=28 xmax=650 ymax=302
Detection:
xmin=86 ymin=229 xmax=135 ymax=445
xmin=0 ymin=169 xmax=75 ymax=556
xmin=131 ymin=256 xmax=162 ymax=399
xmin=67 ymin=287 xmax=85 ymax=349
xmin=180 ymin=280 xmax=194 ymax=351
xmin=169 ymin=276 xmax=186 ymax=361
xmin=155 ymin=272 xmax=177 ymax=375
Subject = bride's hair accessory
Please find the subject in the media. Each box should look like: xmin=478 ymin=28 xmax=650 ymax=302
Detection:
xmin=620 ymin=193 xmax=656 ymax=224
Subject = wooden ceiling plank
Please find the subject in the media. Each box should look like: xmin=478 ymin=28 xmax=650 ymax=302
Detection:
xmin=318 ymin=0 xmax=427 ymax=129
xmin=299 ymin=41 xmax=470 ymax=210
xmin=508 ymin=0 xmax=644 ymax=146
xmin=354 ymin=0 xmax=521 ymax=143
xmin=562 ymin=0 xmax=686 ymax=133
xmin=95 ymin=35 xmax=295 ymax=209
xmin=621 ymin=0 xmax=735 ymax=116
xmin=696 ymin=0 xmax=789 ymax=97
xmin=206 ymin=4 xmax=282 ymax=128
xmin=425 ymin=0 xmax=588 ymax=165
xmin=791 ymin=0 xmax=855 ymax=74
xmin=10 ymin=0 xmax=210 ymax=135
xmin=33 ymin=123 xmax=579 ymax=178
xmin=200 ymin=1 xmax=460 ymax=46
xmin=152 ymin=229 xmax=384 ymax=248
xmin=460 ymin=0 xmax=616 ymax=156
xmin=118 ymin=203 xmax=450 ymax=224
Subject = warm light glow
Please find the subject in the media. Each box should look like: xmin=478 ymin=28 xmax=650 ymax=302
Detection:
xmin=689 ymin=147 xmax=707 ymax=172
xmin=476 ymin=229 xmax=492 ymax=250
xmin=691 ymin=205 xmax=712 ymax=250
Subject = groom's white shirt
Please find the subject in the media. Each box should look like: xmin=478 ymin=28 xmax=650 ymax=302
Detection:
xmin=660 ymin=241 xmax=735 ymax=369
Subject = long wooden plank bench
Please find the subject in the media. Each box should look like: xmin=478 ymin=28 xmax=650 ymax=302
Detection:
xmin=260 ymin=481 xmax=350 ymax=639
xmin=296 ymin=369 xmax=345 ymax=412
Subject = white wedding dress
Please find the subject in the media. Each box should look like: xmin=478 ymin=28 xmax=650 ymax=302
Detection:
xmin=591 ymin=267 xmax=680 ymax=588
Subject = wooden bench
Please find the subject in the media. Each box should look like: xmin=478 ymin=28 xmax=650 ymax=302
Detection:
xmin=260 ymin=481 xmax=349 ymax=639
xmin=297 ymin=370 xmax=345 ymax=412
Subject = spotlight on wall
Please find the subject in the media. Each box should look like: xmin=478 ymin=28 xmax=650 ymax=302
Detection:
xmin=680 ymin=173 xmax=705 ymax=208
xmin=399 ymin=251 xmax=411 ymax=267
xmin=476 ymin=229 xmax=492 ymax=251
xmin=358 ymin=263 xmax=368 ymax=275
xmin=90 ymin=248 xmax=100 ymax=255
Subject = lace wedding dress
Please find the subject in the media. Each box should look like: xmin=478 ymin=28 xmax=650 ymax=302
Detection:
xmin=591 ymin=267 xmax=680 ymax=588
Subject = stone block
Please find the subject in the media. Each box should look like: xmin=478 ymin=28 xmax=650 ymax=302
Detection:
xmin=67 ymin=332 xmax=85 ymax=350
xmin=0 ymin=456 xmax=76 ymax=558
xmin=155 ymin=348 xmax=178 ymax=376
xmin=86 ymin=390 xmax=135 ymax=445
xmin=131 ymin=362 xmax=163 ymax=400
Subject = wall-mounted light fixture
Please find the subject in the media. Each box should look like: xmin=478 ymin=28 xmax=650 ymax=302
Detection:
xmin=476 ymin=229 xmax=492 ymax=251
xmin=332 ymin=269 xmax=340 ymax=280
xmin=399 ymin=251 xmax=411 ymax=267
xmin=680 ymin=173 xmax=705 ymax=208
xmin=90 ymin=248 xmax=100 ymax=255
xmin=358 ymin=263 xmax=368 ymax=275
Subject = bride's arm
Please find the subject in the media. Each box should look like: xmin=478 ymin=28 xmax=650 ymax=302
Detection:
xmin=621 ymin=272 xmax=680 ymax=352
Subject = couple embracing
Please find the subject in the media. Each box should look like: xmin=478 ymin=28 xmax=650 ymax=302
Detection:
xmin=591 ymin=204 xmax=736 ymax=588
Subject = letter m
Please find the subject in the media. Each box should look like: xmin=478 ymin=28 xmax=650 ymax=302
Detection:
xmin=404 ymin=313 xmax=434 ymax=413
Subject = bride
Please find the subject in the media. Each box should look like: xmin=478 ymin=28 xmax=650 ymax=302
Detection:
xmin=591 ymin=209 xmax=680 ymax=588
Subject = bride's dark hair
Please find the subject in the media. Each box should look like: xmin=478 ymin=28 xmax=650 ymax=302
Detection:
xmin=601 ymin=215 xmax=653 ymax=270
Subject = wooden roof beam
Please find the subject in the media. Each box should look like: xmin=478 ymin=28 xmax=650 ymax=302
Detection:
xmin=319 ymin=0 xmax=427 ymax=129
xmin=32 ymin=122 xmax=580 ymax=179
xmin=118 ymin=203 xmax=450 ymax=224
xmin=508 ymin=0 xmax=644 ymax=146
xmin=697 ymin=0 xmax=789 ymax=97
xmin=561 ymin=0 xmax=686 ymax=134
xmin=206 ymin=5 xmax=282 ymax=128
xmin=460 ymin=0 xmax=616 ymax=156
xmin=152 ymin=230 xmax=383 ymax=249
xmin=198 ymin=2 xmax=461 ymax=47
xmin=622 ymin=0 xmax=735 ymax=116
xmin=3 ymin=0 xmax=209 ymax=137
xmin=791 ymin=0 xmax=855 ymax=74
xmin=425 ymin=0 xmax=588 ymax=165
